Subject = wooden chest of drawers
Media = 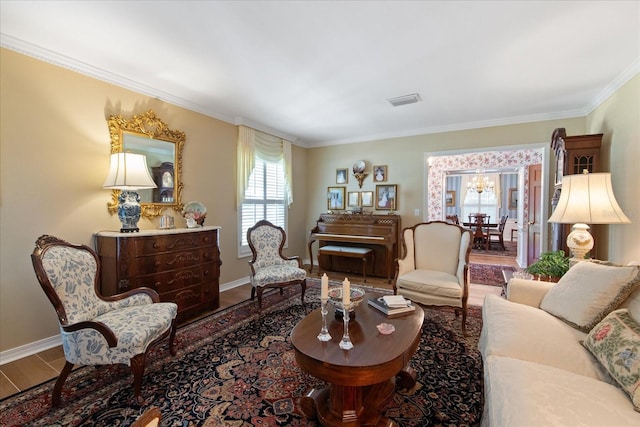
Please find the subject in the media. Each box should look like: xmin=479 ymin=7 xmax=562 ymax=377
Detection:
xmin=95 ymin=226 xmax=221 ymax=323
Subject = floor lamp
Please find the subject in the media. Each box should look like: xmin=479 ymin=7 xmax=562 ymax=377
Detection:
xmin=548 ymin=172 xmax=630 ymax=260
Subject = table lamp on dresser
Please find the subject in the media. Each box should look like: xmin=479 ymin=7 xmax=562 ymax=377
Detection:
xmin=103 ymin=152 xmax=157 ymax=233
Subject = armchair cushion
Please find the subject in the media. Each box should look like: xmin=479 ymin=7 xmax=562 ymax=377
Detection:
xmin=62 ymin=302 xmax=177 ymax=365
xmin=396 ymin=270 xmax=462 ymax=298
xmin=252 ymin=264 xmax=306 ymax=288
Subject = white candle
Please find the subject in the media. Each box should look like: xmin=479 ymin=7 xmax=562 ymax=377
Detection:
xmin=342 ymin=278 xmax=350 ymax=305
xmin=321 ymin=273 xmax=329 ymax=299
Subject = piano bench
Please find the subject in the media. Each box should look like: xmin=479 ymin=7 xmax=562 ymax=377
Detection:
xmin=318 ymin=246 xmax=374 ymax=283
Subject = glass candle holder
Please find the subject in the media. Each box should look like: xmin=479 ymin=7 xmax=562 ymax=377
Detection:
xmin=338 ymin=301 xmax=354 ymax=350
xmin=317 ymin=298 xmax=332 ymax=342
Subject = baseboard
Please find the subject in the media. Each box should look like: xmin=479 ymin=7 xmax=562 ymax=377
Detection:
xmin=0 ymin=334 xmax=62 ymax=365
xmin=1 ymin=278 xmax=252 ymax=366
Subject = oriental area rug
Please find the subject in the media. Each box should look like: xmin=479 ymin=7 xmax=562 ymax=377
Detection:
xmin=471 ymin=241 xmax=517 ymax=257
xmin=0 ymin=283 xmax=484 ymax=427
xmin=469 ymin=263 xmax=514 ymax=287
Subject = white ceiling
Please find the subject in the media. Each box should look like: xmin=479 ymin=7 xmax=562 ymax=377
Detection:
xmin=1 ymin=1 xmax=638 ymax=147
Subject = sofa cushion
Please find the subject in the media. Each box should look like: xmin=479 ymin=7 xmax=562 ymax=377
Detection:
xmin=480 ymin=294 xmax=611 ymax=382
xmin=540 ymin=261 xmax=640 ymax=332
xmin=482 ymin=355 xmax=640 ymax=427
xmin=583 ymin=309 xmax=640 ymax=411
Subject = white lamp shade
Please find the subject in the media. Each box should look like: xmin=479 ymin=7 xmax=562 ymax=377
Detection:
xmin=103 ymin=153 xmax=157 ymax=190
xmin=548 ymin=173 xmax=630 ymax=224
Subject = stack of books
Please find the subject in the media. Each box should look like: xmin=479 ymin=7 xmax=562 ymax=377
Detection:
xmin=368 ymin=295 xmax=416 ymax=318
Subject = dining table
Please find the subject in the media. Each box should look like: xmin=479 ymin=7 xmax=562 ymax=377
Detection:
xmin=463 ymin=214 xmax=498 ymax=249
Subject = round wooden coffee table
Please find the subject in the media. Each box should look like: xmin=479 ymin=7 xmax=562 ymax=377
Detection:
xmin=291 ymin=293 xmax=424 ymax=427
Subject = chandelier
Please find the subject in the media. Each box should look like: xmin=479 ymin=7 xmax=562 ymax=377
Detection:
xmin=467 ymin=170 xmax=494 ymax=193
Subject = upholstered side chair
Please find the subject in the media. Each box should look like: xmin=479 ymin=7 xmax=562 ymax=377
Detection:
xmin=247 ymin=220 xmax=307 ymax=307
xmin=31 ymin=235 xmax=178 ymax=407
xmin=393 ymin=221 xmax=472 ymax=334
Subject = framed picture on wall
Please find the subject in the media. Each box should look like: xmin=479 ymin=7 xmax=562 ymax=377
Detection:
xmin=445 ymin=190 xmax=456 ymax=207
xmin=361 ymin=191 xmax=373 ymax=207
xmin=348 ymin=191 xmax=360 ymax=207
xmin=327 ymin=186 xmax=345 ymax=210
xmin=509 ymin=188 xmax=518 ymax=209
xmin=376 ymin=184 xmax=397 ymax=210
xmin=336 ymin=168 xmax=348 ymax=184
xmin=373 ymin=165 xmax=387 ymax=182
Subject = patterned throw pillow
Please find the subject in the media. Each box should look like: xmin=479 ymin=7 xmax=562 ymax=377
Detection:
xmin=583 ymin=309 xmax=640 ymax=411
xmin=540 ymin=261 xmax=640 ymax=332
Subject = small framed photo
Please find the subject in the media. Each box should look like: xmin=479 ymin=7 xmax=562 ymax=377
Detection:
xmin=376 ymin=184 xmax=397 ymax=210
xmin=327 ymin=186 xmax=346 ymax=210
xmin=445 ymin=190 xmax=456 ymax=207
xmin=361 ymin=191 xmax=373 ymax=207
xmin=348 ymin=191 xmax=360 ymax=207
xmin=509 ymin=188 xmax=518 ymax=209
xmin=373 ymin=165 xmax=387 ymax=182
xmin=336 ymin=168 xmax=348 ymax=184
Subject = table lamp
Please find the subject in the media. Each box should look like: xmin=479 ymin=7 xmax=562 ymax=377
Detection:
xmin=548 ymin=171 xmax=630 ymax=260
xmin=103 ymin=152 xmax=157 ymax=232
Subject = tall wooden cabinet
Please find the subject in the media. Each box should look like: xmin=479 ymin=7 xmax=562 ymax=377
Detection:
xmin=95 ymin=226 xmax=221 ymax=323
xmin=551 ymin=132 xmax=602 ymax=255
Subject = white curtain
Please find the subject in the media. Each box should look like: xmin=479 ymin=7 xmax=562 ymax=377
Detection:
xmin=236 ymin=125 xmax=293 ymax=207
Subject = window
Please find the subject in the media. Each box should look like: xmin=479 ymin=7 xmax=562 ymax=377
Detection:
xmin=462 ymin=190 xmax=498 ymax=223
xmin=238 ymin=156 xmax=287 ymax=256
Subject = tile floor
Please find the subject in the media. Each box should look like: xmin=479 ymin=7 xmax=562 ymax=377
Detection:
xmin=0 ymin=254 xmax=512 ymax=399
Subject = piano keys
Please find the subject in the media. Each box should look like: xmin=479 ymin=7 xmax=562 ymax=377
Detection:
xmin=309 ymin=213 xmax=401 ymax=283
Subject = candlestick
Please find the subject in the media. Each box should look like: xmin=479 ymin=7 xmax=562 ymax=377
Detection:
xmin=342 ymin=278 xmax=350 ymax=305
xmin=321 ymin=273 xmax=328 ymax=300
xmin=317 ymin=298 xmax=332 ymax=342
xmin=339 ymin=301 xmax=354 ymax=350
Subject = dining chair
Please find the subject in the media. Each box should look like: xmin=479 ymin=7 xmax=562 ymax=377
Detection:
xmin=486 ymin=215 xmax=509 ymax=250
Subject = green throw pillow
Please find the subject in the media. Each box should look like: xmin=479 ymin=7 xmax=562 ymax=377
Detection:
xmin=583 ymin=309 xmax=640 ymax=411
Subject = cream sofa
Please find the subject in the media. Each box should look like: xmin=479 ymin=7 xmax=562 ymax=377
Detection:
xmin=479 ymin=261 xmax=640 ymax=427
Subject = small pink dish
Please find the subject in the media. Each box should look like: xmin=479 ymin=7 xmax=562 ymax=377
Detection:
xmin=376 ymin=323 xmax=395 ymax=335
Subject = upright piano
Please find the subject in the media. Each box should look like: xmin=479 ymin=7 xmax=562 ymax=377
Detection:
xmin=308 ymin=213 xmax=401 ymax=282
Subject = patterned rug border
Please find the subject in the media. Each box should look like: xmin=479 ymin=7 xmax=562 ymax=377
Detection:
xmin=0 ymin=282 xmax=484 ymax=426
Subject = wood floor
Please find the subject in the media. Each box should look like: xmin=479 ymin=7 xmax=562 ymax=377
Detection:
xmin=0 ymin=252 xmax=514 ymax=400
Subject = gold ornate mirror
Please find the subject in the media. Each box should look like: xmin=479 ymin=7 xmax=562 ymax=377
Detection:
xmin=106 ymin=110 xmax=185 ymax=217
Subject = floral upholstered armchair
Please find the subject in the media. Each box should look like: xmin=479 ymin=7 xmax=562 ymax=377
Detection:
xmin=247 ymin=220 xmax=307 ymax=307
xmin=30 ymin=235 xmax=178 ymax=406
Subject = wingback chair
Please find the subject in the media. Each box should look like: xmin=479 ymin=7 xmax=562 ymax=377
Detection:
xmin=393 ymin=222 xmax=472 ymax=334
xmin=31 ymin=235 xmax=178 ymax=406
xmin=247 ymin=220 xmax=307 ymax=307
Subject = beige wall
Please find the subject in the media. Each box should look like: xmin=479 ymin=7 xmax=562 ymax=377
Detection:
xmin=304 ymin=120 xmax=586 ymax=256
xmin=1 ymin=47 xmax=638 ymax=354
xmin=586 ymin=74 xmax=640 ymax=263
xmin=0 ymin=49 xmax=309 ymax=352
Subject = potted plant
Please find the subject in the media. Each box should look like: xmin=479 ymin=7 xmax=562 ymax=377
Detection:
xmin=525 ymin=250 xmax=570 ymax=282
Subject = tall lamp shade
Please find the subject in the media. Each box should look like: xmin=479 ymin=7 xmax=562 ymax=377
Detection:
xmin=103 ymin=153 xmax=157 ymax=232
xmin=548 ymin=172 xmax=630 ymax=259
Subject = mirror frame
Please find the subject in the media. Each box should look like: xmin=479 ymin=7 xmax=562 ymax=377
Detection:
xmin=106 ymin=110 xmax=185 ymax=218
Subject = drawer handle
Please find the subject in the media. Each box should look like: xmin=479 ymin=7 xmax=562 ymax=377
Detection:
xmin=154 ymin=282 xmax=161 ymax=288
xmin=154 ymin=261 xmax=161 ymax=267
xmin=204 ymin=270 xmax=209 ymax=276
xmin=153 ymin=242 xmax=160 ymax=249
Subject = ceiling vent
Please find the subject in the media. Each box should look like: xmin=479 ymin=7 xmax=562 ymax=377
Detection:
xmin=388 ymin=93 xmax=422 ymax=107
